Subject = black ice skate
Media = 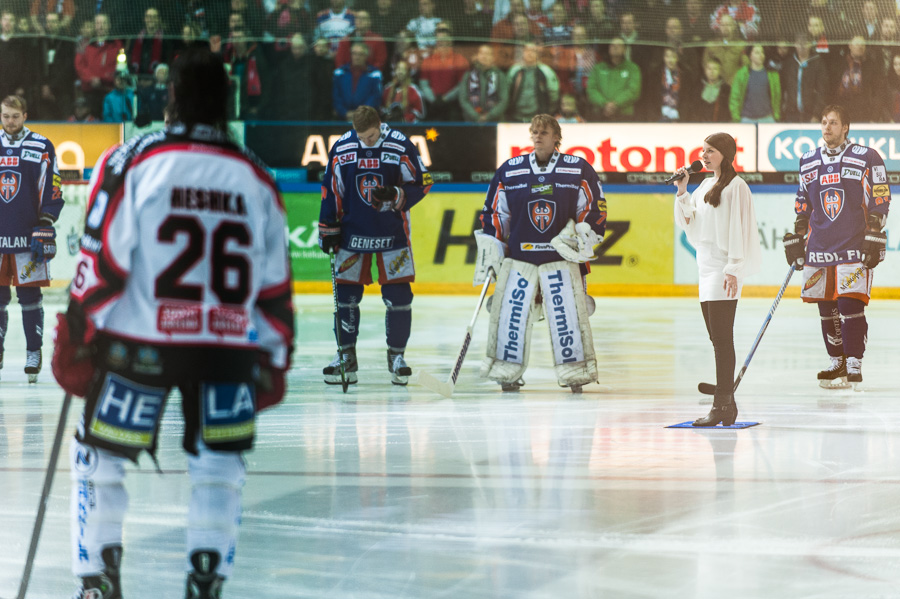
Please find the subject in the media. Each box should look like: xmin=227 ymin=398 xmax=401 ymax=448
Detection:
xmin=817 ymin=355 xmax=849 ymax=389
xmin=846 ymin=357 xmax=862 ymax=390
xmin=185 ymin=550 xmax=225 ymax=599
xmin=387 ymin=348 xmax=412 ymax=386
xmin=71 ymin=545 xmax=122 ymax=599
xmin=25 ymin=349 xmax=41 ymax=383
xmin=323 ymin=347 xmax=358 ymax=385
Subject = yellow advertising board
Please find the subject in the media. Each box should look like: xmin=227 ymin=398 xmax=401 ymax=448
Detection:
xmin=28 ymin=123 xmax=122 ymax=172
xmin=408 ymin=192 xmax=674 ymax=293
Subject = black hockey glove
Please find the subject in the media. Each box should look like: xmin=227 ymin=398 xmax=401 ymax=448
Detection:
xmin=31 ymin=218 xmax=57 ymax=263
xmin=318 ymin=221 xmax=341 ymax=254
xmin=782 ymin=232 xmax=805 ymax=268
xmin=861 ymin=230 xmax=887 ymax=269
xmin=371 ymin=185 xmax=404 ymax=212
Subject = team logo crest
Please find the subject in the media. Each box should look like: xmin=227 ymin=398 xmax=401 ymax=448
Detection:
xmin=528 ymin=199 xmax=556 ymax=233
xmin=0 ymin=170 xmax=20 ymax=202
xmin=356 ymin=172 xmax=383 ymax=206
xmin=820 ymin=188 xmax=844 ymax=222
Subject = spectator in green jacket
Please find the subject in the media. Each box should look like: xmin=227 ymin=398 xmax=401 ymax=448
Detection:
xmin=458 ymin=44 xmax=509 ymax=123
xmin=586 ymin=38 xmax=641 ymax=121
xmin=729 ymin=43 xmax=781 ymax=122
xmin=507 ymin=41 xmax=560 ymax=122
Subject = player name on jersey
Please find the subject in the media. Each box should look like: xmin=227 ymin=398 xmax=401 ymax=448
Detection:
xmin=170 ymin=187 xmax=247 ymax=216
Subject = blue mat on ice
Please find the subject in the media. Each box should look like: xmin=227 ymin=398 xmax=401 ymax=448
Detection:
xmin=666 ymin=421 xmax=761 ymax=429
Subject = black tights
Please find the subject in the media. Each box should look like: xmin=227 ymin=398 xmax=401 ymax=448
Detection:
xmin=701 ymin=300 xmax=737 ymax=396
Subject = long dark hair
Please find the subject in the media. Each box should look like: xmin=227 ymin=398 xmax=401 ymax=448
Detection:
xmin=703 ymin=132 xmax=737 ymax=208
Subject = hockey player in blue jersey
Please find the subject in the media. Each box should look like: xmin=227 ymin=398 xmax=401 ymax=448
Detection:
xmin=475 ymin=114 xmax=607 ymax=392
xmin=318 ymin=105 xmax=432 ymax=385
xmin=0 ymin=95 xmax=63 ymax=383
xmin=783 ymin=104 xmax=891 ymax=389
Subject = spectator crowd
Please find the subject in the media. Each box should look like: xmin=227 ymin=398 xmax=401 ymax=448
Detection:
xmin=7 ymin=0 xmax=900 ymax=124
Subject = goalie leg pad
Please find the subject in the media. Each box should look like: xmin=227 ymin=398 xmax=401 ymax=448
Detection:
xmin=539 ymin=261 xmax=597 ymax=387
xmin=187 ymin=442 xmax=245 ymax=578
xmin=70 ymin=438 xmax=129 ymax=577
xmin=481 ymin=258 xmax=539 ymax=383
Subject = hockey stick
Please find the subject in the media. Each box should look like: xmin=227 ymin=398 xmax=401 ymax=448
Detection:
xmin=329 ymin=249 xmax=349 ymax=393
xmin=4 ymin=392 xmax=72 ymax=599
xmin=698 ymin=264 xmax=796 ymax=395
xmin=415 ymin=268 xmax=494 ymax=398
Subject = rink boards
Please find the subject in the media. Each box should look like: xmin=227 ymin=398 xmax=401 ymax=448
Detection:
xmin=53 ymin=184 xmax=900 ymax=298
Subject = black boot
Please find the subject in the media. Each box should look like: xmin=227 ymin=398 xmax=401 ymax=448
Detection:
xmin=692 ymin=394 xmax=738 ymax=427
xmin=185 ymin=550 xmax=225 ymax=599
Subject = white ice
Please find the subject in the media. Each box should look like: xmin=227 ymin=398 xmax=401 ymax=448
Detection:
xmin=2 ymin=295 xmax=900 ymax=598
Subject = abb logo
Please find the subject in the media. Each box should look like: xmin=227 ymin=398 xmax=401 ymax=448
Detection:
xmin=819 ymin=173 xmax=840 ymax=185
xmin=358 ymin=158 xmax=380 ymax=169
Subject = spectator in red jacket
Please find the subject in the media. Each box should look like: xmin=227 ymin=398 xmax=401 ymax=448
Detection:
xmin=128 ymin=7 xmax=172 ymax=86
xmin=418 ymin=23 xmax=468 ymax=120
xmin=75 ymin=13 xmax=123 ymax=118
xmin=382 ymin=59 xmax=425 ymax=122
xmin=335 ymin=10 xmax=387 ymax=71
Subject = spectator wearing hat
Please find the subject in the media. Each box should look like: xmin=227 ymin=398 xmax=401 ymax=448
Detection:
xmin=68 ymin=96 xmax=97 ymax=122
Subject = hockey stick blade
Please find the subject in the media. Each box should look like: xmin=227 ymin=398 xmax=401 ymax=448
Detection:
xmin=414 ymin=369 xmax=454 ymax=398
xmin=4 ymin=392 xmax=72 ymax=599
xmin=415 ymin=270 xmax=493 ymax=398
xmin=698 ymin=382 xmax=716 ymax=395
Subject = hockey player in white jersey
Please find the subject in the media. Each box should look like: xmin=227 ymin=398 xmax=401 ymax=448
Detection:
xmin=51 ymin=48 xmax=295 ymax=599
xmin=476 ymin=114 xmax=607 ymax=392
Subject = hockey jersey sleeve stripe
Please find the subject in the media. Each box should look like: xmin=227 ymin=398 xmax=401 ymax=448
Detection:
xmin=257 ymin=281 xmax=295 ymax=345
xmin=489 ymin=182 xmax=505 ymax=240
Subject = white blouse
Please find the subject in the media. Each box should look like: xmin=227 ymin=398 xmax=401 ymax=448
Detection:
xmin=674 ymin=175 xmax=762 ymax=280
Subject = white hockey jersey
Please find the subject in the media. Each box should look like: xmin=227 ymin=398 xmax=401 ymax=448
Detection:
xmin=68 ymin=124 xmax=294 ymax=368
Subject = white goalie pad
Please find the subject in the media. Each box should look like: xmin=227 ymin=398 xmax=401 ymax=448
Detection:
xmin=481 ymin=258 xmax=539 ymax=383
xmin=539 ymin=261 xmax=598 ymax=387
xmin=473 ymin=230 xmax=508 ymax=285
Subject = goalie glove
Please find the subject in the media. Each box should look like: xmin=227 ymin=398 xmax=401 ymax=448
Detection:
xmin=473 ymin=230 xmax=506 ymax=285
xmin=31 ymin=216 xmax=57 ymax=263
xmin=371 ymin=185 xmax=405 ymax=212
xmin=550 ymin=219 xmax=601 ymax=263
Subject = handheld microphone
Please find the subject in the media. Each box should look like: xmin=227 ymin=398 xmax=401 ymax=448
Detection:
xmin=664 ymin=160 xmax=703 ymax=184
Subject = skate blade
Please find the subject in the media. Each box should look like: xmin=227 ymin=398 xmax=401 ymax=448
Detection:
xmin=325 ymin=373 xmax=358 ymax=385
xmin=850 ymin=381 xmax=862 ymax=392
xmin=391 ymin=374 xmax=409 ymax=386
xmin=819 ymin=377 xmax=850 ymax=390
xmin=27 ymin=373 xmax=37 ymax=384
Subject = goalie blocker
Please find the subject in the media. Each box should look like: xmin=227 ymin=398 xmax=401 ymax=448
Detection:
xmin=481 ymin=258 xmax=597 ymax=389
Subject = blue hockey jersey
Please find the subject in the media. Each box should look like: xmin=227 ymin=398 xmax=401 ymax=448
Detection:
xmin=481 ymin=151 xmax=607 ymax=265
xmin=0 ymin=127 xmax=64 ymax=253
xmin=795 ymin=143 xmax=891 ymax=267
xmin=320 ymin=123 xmax=432 ymax=253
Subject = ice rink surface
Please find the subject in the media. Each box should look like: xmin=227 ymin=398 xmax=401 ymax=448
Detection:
xmin=2 ymin=294 xmax=900 ymax=599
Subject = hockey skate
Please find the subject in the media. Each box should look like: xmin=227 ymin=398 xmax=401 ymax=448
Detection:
xmin=323 ymin=347 xmax=358 ymax=385
xmin=387 ymin=349 xmax=412 ymax=386
xmin=500 ymin=378 xmax=525 ymax=392
xmin=71 ymin=545 xmax=122 ymax=599
xmin=817 ymin=355 xmax=850 ymax=389
xmin=25 ymin=349 xmax=41 ymax=383
xmin=185 ymin=550 xmax=225 ymax=599
xmin=846 ymin=357 xmax=862 ymax=391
